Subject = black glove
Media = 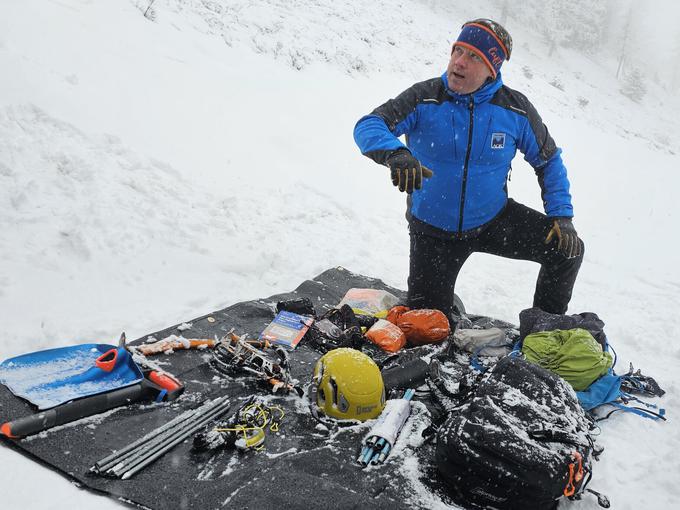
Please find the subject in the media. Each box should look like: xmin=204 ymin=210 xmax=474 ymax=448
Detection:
xmin=385 ymin=149 xmax=434 ymax=193
xmin=544 ymin=217 xmax=582 ymax=259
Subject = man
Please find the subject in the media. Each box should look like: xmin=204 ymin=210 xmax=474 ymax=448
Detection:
xmin=353 ymin=18 xmax=583 ymax=319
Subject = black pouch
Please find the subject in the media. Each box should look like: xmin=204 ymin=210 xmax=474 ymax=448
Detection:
xmin=276 ymin=297 xmax=316 ymax=316
xmin=303 ymin=305 xmax=372 ymax=354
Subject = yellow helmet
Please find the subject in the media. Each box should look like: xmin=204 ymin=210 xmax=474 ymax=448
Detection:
xmin=311 ymin=348 xmax=385 ymax=421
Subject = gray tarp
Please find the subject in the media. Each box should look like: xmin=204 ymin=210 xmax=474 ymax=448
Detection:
xmin=0 ymin=267 xmax=458 ymax=510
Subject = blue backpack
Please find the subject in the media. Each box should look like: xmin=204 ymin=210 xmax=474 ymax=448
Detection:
xmin=576 ymin=346 xmax=666 ymax=421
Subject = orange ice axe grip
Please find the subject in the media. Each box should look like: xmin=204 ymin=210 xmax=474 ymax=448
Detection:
xmin=148 ymin=370 xmax=182 ymax=393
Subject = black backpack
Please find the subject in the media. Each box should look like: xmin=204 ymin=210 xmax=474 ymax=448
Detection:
xmin=435 ymin=355 xmax=604 ymax=510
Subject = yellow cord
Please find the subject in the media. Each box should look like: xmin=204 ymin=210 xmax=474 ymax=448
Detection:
xmin=213 ymin=403 xmax=284 ymax=448
xmin=268 ymin=405 xmax=285 ymax=432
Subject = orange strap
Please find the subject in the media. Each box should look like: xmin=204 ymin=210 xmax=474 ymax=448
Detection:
xmin=574 ymin=451 xmax=584 ymax=483
xmin=563 ymin=451 xmax=584 ymax=497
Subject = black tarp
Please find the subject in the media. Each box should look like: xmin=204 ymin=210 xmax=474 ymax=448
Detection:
xmin=0 ymin=267 xmax=459 ymax=510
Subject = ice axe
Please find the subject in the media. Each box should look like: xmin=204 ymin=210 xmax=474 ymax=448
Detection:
xmin=135 ymin=337 xmax=218 ymax=356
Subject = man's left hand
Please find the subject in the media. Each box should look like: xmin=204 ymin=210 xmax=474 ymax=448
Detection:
xmin=544 ymin=217 xmax=582 ymax=259
xmin=385 ymin=149 xmax=434 ymax=193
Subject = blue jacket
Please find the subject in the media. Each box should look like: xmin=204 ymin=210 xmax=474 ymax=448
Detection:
xmin=353 ymin=72 xmax=573 ymax=234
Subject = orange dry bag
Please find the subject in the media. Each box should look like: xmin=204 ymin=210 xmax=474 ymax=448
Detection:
xmin=387 ymin=306 xmax=450 ymax=346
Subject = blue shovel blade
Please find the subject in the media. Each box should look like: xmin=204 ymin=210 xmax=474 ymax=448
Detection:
xmin=0 ymin=344 xmax=143 ymax=410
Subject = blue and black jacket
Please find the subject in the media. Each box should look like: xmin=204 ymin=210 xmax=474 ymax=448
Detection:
xmin=353 ymin=72 xmax=573 ymax=237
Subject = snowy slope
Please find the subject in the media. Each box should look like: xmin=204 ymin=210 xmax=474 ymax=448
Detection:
xmin=1 ymin=0 xmax=679 ymax=508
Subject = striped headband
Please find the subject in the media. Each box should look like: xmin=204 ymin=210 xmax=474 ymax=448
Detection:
xmin=455 ymin=22 xmax=510 ymax=78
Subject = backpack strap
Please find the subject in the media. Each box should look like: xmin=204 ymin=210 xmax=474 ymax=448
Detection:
xmin=596 ymin=393 xmax=667 ymax=421
xmin=564 ymin=453 xmax=611 ymax=508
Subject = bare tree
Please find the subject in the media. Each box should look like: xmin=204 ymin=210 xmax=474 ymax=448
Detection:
xmin=616 ymin=3 xmax=634 ymax=80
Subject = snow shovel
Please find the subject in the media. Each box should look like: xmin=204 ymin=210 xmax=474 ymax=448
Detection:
xmin=1 ymin=368 xmax=184 ymax=438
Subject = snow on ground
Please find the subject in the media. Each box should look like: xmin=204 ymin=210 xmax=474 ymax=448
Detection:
xmin=0 ymin=0 xmax=679 ymax=508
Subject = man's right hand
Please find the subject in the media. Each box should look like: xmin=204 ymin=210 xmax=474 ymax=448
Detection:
xmin=385 ymin=149 xmax=434 ymax=193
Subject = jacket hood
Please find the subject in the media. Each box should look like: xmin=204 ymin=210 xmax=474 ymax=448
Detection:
xmin=440 ymin=71 xmax=503 ymax=103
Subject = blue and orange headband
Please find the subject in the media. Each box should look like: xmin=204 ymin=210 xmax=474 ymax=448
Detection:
xmin=455 ymin=22 xmax=510 ymax=78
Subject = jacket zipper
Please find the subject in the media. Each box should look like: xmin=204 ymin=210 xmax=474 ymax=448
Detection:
xmin=457 ymin=98 xmax=475 ymax=234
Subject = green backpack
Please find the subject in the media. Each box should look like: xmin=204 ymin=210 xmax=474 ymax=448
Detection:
xmin=522 ymin=328 xmax=613 ymax=391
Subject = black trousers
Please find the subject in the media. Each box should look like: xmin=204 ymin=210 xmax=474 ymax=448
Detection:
xmin=407 ymin=200 xmax=584 ymax=317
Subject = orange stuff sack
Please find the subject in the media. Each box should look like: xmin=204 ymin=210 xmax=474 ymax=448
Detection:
xmin=365 ymin=319 xmax=407 ymax=353
xmin=387 ymin=307 xmax=450 ymax=346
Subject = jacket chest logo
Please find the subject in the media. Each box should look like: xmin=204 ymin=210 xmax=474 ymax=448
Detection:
xmin=491 ymin=132 xmax=506 ymax=149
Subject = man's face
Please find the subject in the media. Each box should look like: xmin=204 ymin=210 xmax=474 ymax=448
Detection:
xmin=446 ymin=45 xmax=493 ymax=95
